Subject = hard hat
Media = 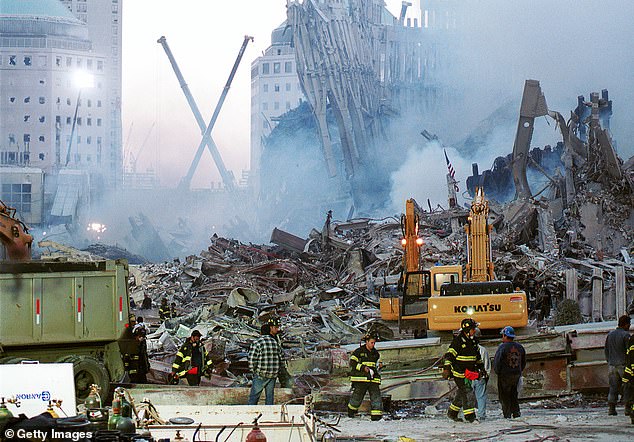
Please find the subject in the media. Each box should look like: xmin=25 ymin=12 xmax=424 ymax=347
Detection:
xmin=501 ymin=326 xmax=516 ymax=338
xmin=461 ymin=318 xmax=479 ymax=332
xmin=266 ymin=317 xmax=281 ymax=327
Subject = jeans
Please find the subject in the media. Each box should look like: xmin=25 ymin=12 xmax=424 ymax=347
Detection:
xmin=472 ymin=378 xmax=488 ymax=420
xmin=248 ymin=374 xmax=276 ymax=405
xmin=608 ymin=365 xmax=627 ymax=404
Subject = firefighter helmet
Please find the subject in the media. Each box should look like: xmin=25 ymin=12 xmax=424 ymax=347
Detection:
xmin=266 ymin=316 xmax=281 ymax=327
xmin=363 ymin=332 xmax=379 ymax=342
xmin=461 ymin=318 xmax=479 ymax=332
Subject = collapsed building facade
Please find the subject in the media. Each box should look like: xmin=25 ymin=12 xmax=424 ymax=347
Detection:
xmin=258 ymin=0 xmax=459 ymax=229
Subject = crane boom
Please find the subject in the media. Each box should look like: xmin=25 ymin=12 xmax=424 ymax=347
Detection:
xmin=157 ymin=36 xmax=246 ymax=191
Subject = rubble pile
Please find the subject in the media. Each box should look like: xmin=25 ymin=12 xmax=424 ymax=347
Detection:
xmin=131 ymin=200 xmax=633 ymax=383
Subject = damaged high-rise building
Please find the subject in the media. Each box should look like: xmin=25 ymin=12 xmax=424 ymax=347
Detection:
xmin=254 ymin=0 xmax=463 ymax=229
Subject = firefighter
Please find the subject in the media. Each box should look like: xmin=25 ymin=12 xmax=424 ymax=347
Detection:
xmin=123 ymin=327 xmax=150 ymax=383
xmin=443 ymin=318 xmax=483 ymax=423
xmin=158 ymin=298 xmax=170 ymax=321
xmin=170 ymin=330 xmax=213 ymax=386
xmin=347 ymin=332 xmax=383 ymax=421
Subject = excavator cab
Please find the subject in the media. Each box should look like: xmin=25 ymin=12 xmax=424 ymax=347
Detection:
xmin=399 ymin=270 xmax=431 ymax=337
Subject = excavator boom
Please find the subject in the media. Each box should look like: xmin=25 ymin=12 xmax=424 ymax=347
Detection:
xmin=0 ymin=200 xmax=33 ymax=261
xmin=465 ymin=187 xmax=495 ymax=281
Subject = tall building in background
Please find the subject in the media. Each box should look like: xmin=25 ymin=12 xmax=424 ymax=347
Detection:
xmin=0 ymin=0 xmax=122 ymax=224
xmin=249 ymin=22 xmax=305 ymax=195
xmin=60 ymin=0 xmax=123 ymax=189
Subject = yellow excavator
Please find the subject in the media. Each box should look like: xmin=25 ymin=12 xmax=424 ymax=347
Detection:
xmin=381 ymin=189 xmax=528 ymax=336
xmin=0 ymin=199 xmax=33 ymax=261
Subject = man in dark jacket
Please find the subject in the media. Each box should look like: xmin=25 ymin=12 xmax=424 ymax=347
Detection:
xmin=605 ymin=315 xmax=631 ymax=415
xmin=347 ymin=333 xmax=383 ymax=421
xmin=494 ymin=326 xmax=526 ymax=418
xmin=443 ymin=318 xmax=482 ymax=423
xmin=170 ymin=330 xmax=213 ymax=386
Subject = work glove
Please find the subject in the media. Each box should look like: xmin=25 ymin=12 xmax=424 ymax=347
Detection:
xmin=442 ymin=368 xmax=451 ymax=380
xmin=464 ymin=368 xmax=479 ymax=381
xmin=367 ymin=368 xmax=375 ymax=380
xmin=167 ymin=372 xmax=179 ymax=385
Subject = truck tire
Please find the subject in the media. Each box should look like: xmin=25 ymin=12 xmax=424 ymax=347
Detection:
xmin=57 ymin=355 xmax=110 ymax=403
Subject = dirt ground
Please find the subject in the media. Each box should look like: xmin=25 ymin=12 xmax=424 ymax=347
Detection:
xmin=315 ymin=397 xmax=634 ymax=441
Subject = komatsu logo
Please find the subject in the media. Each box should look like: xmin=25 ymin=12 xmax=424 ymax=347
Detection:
xmin=15 ymin=391 xmax=50 ymax=402
xmin=454 ymin=304 xmax=501 ymax=313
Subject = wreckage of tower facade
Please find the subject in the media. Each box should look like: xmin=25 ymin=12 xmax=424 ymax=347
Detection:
xmin=259 ymin=0 xmax=459 ymax=215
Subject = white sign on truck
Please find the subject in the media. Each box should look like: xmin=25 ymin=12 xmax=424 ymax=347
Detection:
xmin=0 ymin=363 xmax=76 ymax=418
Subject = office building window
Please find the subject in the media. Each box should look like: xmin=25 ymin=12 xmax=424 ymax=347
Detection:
xmin=285 ymin=83 xmax=291 ymax=92
xmin=1 ymin=183 xmax=32 ymax=213
xmin=262 ymin=63 xmax=269 ymax=75
xmin=263 ymin=84 xmax=268 ymax=92
xmin=274 ymin=84 xmax=280 ymax=92
xmin=285 ymin=61 xmax=292 ymax=73
xmin=24 ymin=56 xmax=32 ymax=66
xmin=273 ymin=62 xmax=281 ymax=74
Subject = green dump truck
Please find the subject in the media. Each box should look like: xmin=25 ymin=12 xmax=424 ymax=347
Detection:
xmin=0 ymin=259 xmax=130 ymax=401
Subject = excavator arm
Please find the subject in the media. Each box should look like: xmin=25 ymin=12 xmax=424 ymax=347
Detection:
xmin=465 ymin=187 xmax=495 ymax=282
xmin=400 ymin=198 xmax=423 ymax=273
xmin=0 ymin=200 xmax=33 ymax=261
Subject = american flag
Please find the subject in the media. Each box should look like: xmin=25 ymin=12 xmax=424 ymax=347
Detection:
xmin=444 ymin=149 xmax=459 ymax=192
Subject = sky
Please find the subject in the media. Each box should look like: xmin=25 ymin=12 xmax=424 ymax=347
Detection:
xmin=122 ymin=0 xmax=407 ymax=189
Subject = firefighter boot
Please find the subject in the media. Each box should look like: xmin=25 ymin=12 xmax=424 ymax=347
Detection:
xmin=447 ymin=408 xmax=463 ymax=422
xmin=347 ymin=406 xmax=356 ymax=418
xmin=608 ymin=403 xmax=617 ymax=416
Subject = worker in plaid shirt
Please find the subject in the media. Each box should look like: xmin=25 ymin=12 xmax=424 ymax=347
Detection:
xmin=248 ymin=317 xmax=284 ymax=405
